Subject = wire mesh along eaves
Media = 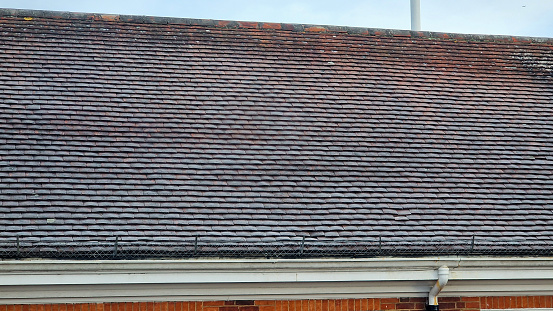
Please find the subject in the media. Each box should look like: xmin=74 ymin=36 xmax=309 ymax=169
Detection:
xmin=1 ymin=237 xmax=552 ymax=260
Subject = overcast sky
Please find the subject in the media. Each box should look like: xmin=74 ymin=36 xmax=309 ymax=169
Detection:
xmin=3 ymin=0 xmax=553 ymax=37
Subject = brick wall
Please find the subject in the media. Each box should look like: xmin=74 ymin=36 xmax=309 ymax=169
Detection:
xmin=1 ymin=296 xmax=553 ymax=311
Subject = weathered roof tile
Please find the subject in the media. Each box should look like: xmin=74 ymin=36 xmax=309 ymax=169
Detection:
xmin=0 ymin=9 xmax=552 ymax=251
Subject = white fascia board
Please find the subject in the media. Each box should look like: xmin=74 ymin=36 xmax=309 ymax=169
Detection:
xmin=1 ymin=257 xmax=553 ymax=304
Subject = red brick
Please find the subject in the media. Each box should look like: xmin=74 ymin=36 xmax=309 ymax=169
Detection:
xmin=235 ymin=303 xmax=254 ymax=307
xmin=503 ymin=297 xmax=511 ymax=309
xmin=481 ymin=297 xmax=490 ymax=309
xmin=366 ymin=299 xmax=374 ymax=311
xmin=348 ymin=300 xmax=354 ymax=311
xmin=438 ymin=303 xmax=456 ymax=310
xmin=136 ymin=298 xmax=553 ymax=311
xmin=455 ymin=302 xmax=465 ymax=308
xmin=373 ymin=299 xmax=380 ymax=311
xmin=522 ymin=296 xmax=529 ymax=308
xmin=530 ymin=296 xmax=536 ymax=308
xmin=465 ymin=302 xmax=479 ymax=309
xmin=395 ymin=303 xmax=415 ymax=310
xmin=358 ymin=299 xmax=367 ymax=311
xmin=380 ymin=299 xmax=396 ymax=311
xmin=342 ymin=301 xmax=352 ymax=311
xmin=492 ymin=297 xmax=499 ymax=309
xmin=539 ymin=296 xmax=546 ymax=308
xmin=255 ymin=302 xmax=273 ymax=307
xmin=461 ymin=297 xmax=480 ymax=302
xmin=315 ymin=301 xmax=322 ymax=311
xmin=333 ymin=300 xmax=341 ymax=311
xmin=533 ymin=296 xmax=539 ymax=308
xmin=410 ymin=298 xmax=425 ymax=303
xmin=440 ymin=297 xmax=461 ymax=302
xmin=516 ymin=296 xmax=522 ymax=309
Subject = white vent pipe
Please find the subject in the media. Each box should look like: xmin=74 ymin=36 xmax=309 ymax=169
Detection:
xmin=411 ymin=0 xmax=421 ymax=31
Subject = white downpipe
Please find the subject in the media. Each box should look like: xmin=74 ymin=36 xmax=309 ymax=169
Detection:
xmin=428 ymin=266 xmax=450 ymax=305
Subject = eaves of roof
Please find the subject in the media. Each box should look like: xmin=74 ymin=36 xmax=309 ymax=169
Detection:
xmin=1 ymin=257 xmax=553 ymax=304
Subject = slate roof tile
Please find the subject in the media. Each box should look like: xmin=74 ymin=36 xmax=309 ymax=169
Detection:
xmin=0 ymin=9 xmax=552 ymax=251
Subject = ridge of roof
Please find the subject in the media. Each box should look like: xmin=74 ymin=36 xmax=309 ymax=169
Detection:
xmin=2 ymin=7 xmax=553 ymax=44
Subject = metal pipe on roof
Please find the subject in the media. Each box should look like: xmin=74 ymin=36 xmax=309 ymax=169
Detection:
xmin=411 ymin=0 xmax=421 ymax=31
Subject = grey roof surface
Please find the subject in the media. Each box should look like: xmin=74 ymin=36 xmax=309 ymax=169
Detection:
xmin=0 ymin=9 xmax=553 ymax=253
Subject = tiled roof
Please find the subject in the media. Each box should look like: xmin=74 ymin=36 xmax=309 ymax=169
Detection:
xmin=1 ymin=9 xmax=552 ymax=250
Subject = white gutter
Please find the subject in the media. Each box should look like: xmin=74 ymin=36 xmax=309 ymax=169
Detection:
xmin=427 ymin=266 xmax=450 ymax=310
xmin=1 ymin=257 xmax=553 ymax=304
